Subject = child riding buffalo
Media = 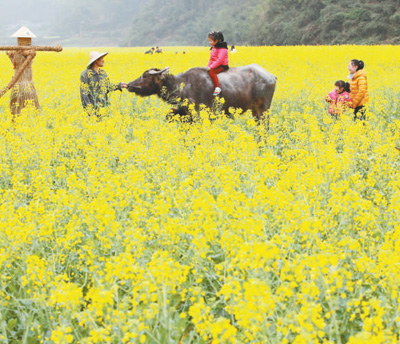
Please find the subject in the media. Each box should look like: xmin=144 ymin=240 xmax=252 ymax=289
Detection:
xmin=206 ymin=31 xmax=229 ymax=96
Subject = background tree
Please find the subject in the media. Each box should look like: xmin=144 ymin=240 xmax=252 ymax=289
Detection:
xmin=124 ymin=0 xmax=400 ymax=46
xmin=1 ymin=0 xmax=399 ymax=46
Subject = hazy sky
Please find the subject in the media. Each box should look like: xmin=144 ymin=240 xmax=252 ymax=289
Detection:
xmin=0 ymin=0 xmax=55 ymax=26
xmin=0 ymin=0 xmax=143 ymax=46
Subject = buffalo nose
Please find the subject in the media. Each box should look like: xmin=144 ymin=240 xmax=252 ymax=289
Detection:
xmin=127 ymin=82 xmax=141 ymax=92
xmin=127 ymin=82 xmax=135 ymax=92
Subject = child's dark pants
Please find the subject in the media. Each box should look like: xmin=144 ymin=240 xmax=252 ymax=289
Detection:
xmin=354 ymin=106 xmax=366 ymax=121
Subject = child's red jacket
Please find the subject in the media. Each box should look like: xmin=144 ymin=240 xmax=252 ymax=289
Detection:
xmin=325 ymin=90 xmax=352 ymax=115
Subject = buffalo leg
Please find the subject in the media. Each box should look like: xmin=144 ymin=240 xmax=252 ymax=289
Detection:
xmin=251 ymin=109 xmax=269 ymax=129
xmin=166 ymin=107 xmax=193 ymax=123
xmin=251 ymin=109 xmax=269 ymax=146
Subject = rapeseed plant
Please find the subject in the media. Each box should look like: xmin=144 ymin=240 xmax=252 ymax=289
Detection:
xmin=0 ymin=45 xmax=400 ymax=343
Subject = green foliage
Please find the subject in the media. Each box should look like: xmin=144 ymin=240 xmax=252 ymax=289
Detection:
xmin=261 ymin=0 xmax=400 ymax=45
xmin=122 ymin=0 xmax=260 ymax=46
xmin=5 ymin=0 xmax=398 ymax=46
xmin=125 ymin=0 xmax=400 ymax=46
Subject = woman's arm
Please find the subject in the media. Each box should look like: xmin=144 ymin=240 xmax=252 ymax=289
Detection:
xmin=80 ymin=71 xmax=91 ymax=109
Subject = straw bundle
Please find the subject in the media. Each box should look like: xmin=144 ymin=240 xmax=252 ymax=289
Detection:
xmin=0 ymin=52 xmax=34 ymax=98
xmin=6 ymin=50 xmax=39 ymax=115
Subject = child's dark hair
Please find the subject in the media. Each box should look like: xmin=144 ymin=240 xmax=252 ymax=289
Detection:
xmin=208 ymin=31 xmax=224 ymax=43
xmin=335 ymin=80 xmax=350 ymax=93
xmin=350 ymin=59 xmax=365 ymax=71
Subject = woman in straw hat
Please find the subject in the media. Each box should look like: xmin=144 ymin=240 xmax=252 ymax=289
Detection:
xmin=80 ymin=51 xmax=127 ymax=116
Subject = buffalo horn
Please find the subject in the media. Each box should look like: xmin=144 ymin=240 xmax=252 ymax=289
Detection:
xmin=149 ymin=67 xmax=170 ymax=75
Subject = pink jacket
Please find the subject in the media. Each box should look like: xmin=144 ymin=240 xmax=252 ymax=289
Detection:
xmin=325 ymin=90 xmax=352 ymax=115
xmin=207 ymin=46 xmax=229 ymax=69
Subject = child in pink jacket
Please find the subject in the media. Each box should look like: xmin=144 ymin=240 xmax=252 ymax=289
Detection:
xmin=207 ymin=31 xmax=229 ymax=96
xmin=325 ymin=80 xmax=352 ymax=117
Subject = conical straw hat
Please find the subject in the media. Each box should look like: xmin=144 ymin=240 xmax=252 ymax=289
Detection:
xmin=11 ymin=25 xmax=37 ymax=38
xmin=87 ymin=51 xmax=108 ymax=68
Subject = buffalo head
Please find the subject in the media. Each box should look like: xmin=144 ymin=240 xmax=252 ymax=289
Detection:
xmin=127 ymin=67 xmax=170 ymax=96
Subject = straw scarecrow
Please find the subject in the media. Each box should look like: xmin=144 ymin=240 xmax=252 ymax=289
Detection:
xmin=0 ymin=26 xmax=63 ymax=115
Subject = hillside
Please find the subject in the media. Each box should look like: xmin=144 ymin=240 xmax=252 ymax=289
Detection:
xmin=122 ymin=0 xmax=262 ymax=46
xmin=261 ymin=0 xmax=400 ymax=45
xmin=2 ymin=0 xmax=399 ymax=47
xmin=124 ymin=0 xmax=400 ymax=46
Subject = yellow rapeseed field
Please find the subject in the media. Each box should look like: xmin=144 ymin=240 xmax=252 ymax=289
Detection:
xmin=1 ymin=45 xmax=400 ymax=344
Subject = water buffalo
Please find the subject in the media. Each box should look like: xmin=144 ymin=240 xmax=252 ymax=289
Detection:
xmin=127 ymin=64 xmax=277 ymax=124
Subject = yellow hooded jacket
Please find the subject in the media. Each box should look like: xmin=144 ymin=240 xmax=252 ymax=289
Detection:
xmin=350 ymin=69 xmax=369 ymax=108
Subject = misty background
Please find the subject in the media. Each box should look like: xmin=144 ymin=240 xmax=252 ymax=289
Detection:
xmin=0 ymin=0 xmax=399 ymax=47
xmin=0 ymin=0 xmax=143 ymax=46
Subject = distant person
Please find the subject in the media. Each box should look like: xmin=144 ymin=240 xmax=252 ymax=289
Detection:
xmin=348 ymin=59 xmax=369 ymax=120
xmin=155 ymin=46 xmax=163 ymax=53
xmin=230 ymin=45 xmax=236 ymax=53
xmin=145 ymin=47 xmax=155 ymax=54
xmin=80 ymin=51 xmax=127 ymax=116
xmin=325 ymin=80 xmax=352 ymax=118
xmin=206 ymin=31 xmax=229 ymax=96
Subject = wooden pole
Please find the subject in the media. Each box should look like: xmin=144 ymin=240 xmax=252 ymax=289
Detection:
xmin=0 ymin=45 xmax=63 ymax=52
